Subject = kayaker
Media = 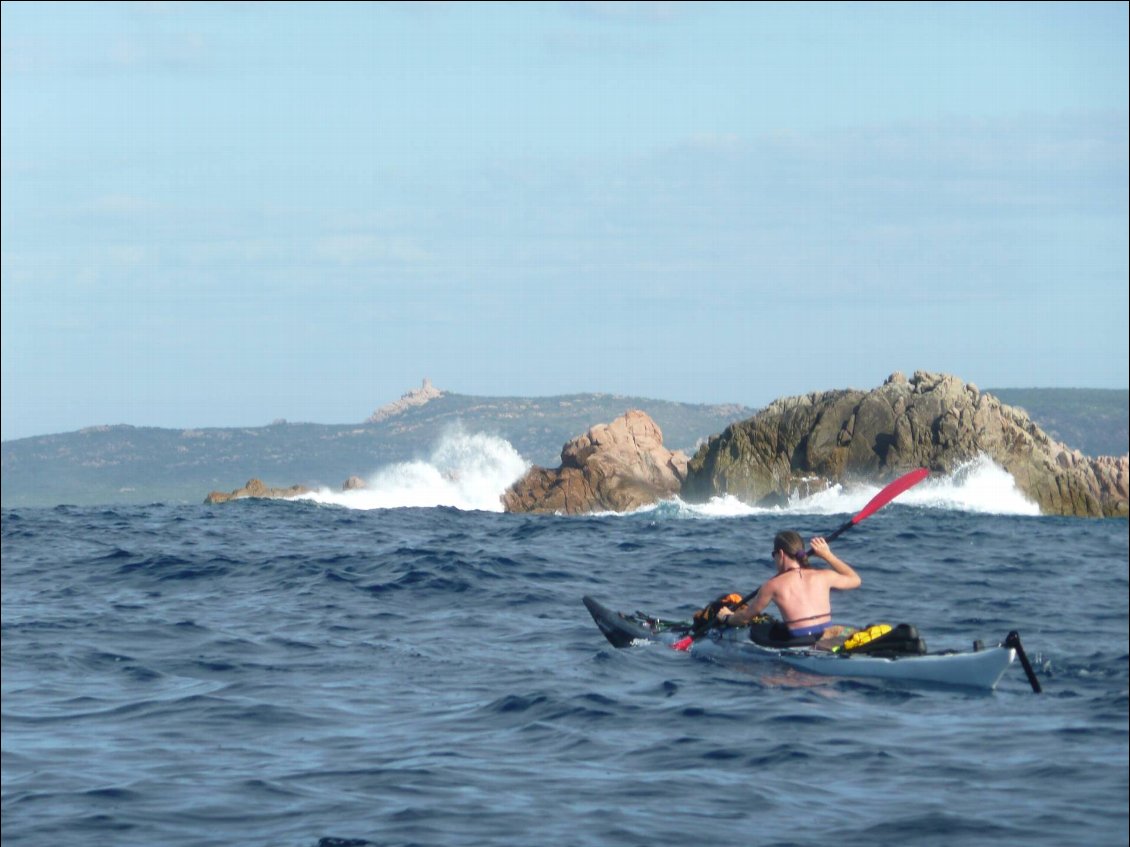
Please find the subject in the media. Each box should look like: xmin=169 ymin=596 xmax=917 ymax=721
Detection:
xmin=716 ymin=530 xmax=861 ymax=638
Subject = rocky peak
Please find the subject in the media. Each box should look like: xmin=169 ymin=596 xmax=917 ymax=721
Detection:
xmin=683 ymin=372 xmax=1128 ymax=518
xmin=367 ymin=378 xmax=445 ymax=423
xmin=502 ymin=410 xmax=688 ymax=514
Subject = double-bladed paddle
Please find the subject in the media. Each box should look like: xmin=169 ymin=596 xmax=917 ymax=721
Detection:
xmin=671 ymin=468 xmax=929 ymax=651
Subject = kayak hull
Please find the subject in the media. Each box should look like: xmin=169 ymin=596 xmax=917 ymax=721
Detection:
xmin=583 ymin=595 xmax=1017 ymax=691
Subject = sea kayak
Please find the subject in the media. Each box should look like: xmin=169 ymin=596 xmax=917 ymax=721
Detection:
xmin=582 ymin=595 xmax=1038 ymax=692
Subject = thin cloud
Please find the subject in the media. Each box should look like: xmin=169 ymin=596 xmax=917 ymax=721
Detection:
xmin=562 ymin=2 xmax=700 ymax=23
xmin=315 ymin=235 xmax=430 ymax=266
xmin=2 ymin=28 xmax=212 ymax=76
xmin=90 ymin=194 xmax=161 ymax=217
xmin=101 ymin=31 xmax=210 ymax=72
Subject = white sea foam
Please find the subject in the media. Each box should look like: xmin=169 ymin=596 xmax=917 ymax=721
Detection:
xmin=301 ymin=430 xmax=1040 ymax=517
xmin=298 ymin=427 xmax=529 ymax=512
xmin=660 ymin=454 xmax=1041 ymax=519
xmin=896 ymin=454 xmax=1042 ymax=516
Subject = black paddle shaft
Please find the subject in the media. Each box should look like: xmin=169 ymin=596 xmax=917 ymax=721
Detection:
xmin=1005 ymin=631 xmax=1043 ymax=693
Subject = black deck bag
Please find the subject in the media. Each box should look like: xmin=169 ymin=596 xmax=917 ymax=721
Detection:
xmin=845 ymin=623 xmax=927 ymax=657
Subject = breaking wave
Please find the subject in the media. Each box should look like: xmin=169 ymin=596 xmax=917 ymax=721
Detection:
xmin=299 ymin=427 xmax=529 ymax=512
xmin=660 ymin=454 xmax=1041 ymax=519
xmin=300 ymin=429 xmax=1040 ymax=518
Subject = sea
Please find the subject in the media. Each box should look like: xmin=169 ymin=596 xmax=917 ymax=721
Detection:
xmin=2 ymin=433 xmax=1128 ymax=847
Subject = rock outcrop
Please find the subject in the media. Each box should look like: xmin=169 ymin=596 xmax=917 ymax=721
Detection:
xmin=342 ymin=475 xmax=367 ymax=491
xmin=502 ymin=410 xmax=688 ymax=514
xmin=204 ymin=478 xmax=312 ymax=505
xmin=368 ymin=378 xmax=444 ymax=423
xmin=1091 ymin=455 xmax=1129 ymax=516
xmin=681 ymin=371 xmax=1129 ymax=518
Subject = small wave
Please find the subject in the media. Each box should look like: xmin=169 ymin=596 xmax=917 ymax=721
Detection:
xmin=299 ymin=426 xmax=529 ymax=512
xmin=638 ymin=495 xmax=765 ymax=520
xmin=633 ymin=455 xmax=1041 ymax=519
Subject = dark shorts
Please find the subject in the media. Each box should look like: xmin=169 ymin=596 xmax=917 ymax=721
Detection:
xmin=788 ymin=622 xmax=829 ymax=638
xmin=751 ymin=620 xmax=825 ymax=647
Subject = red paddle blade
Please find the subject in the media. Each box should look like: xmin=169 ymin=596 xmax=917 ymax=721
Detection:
xmin=671 ymin=636 xmax=694 ymax=651
xmin=851 ymin=468 xmax=928 ymax=525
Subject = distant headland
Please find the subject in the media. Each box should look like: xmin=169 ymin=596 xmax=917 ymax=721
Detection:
xmin=0 ymin=384 xmax=754 ymax=507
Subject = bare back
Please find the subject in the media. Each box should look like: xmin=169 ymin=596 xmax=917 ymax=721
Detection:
xmin=760 ymin=568 xmax=835 ymax=628
xmin=725 ymin=536 xmax=860 ymax=632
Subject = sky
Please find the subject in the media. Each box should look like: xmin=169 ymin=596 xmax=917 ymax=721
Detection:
xmin=2 ymin=1 xmax=1127 ymax=441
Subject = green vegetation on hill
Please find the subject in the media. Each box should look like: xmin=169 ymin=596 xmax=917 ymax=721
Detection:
xmin=986 ymin=388 xmax=1128 ymax=458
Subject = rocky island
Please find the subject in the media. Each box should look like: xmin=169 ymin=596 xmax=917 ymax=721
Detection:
xmin=204 ymin=478 xmax=313 ymax=504
xmin=678 ymin=371 xmax=1127 ymax=518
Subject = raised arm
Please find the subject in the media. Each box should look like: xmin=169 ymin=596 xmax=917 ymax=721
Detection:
xmin=810 ymin=537 xmax=861 ymax=590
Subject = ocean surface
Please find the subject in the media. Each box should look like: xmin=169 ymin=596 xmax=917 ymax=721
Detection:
xmin=3 ymin=438 xmax=1128 ymax=847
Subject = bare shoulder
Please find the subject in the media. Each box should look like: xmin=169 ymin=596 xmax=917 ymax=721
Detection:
xmin=823 ymin=567 xmax=861 ymax=588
